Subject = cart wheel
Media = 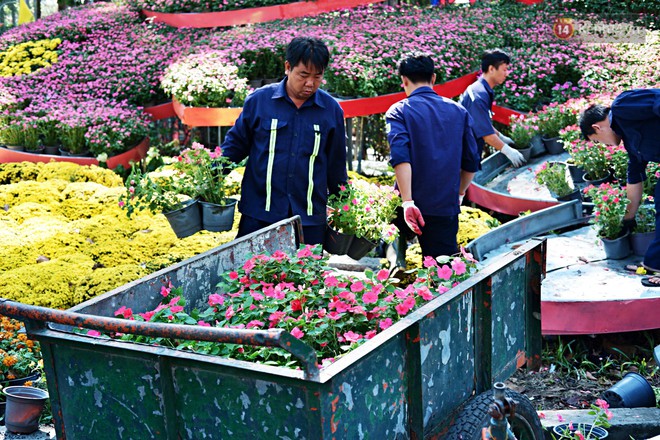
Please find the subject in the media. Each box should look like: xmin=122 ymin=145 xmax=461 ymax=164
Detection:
xmin=443 ymin=389 xmax=543 ymax=440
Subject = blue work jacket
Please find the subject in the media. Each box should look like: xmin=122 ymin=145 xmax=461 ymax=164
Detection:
xmin=609 ymin=89 xmax=660 ymax=184
xmin=222 ymin=79 xmax=348 ymax=226
xmin=387 ymin=87 xmax=480 ymax=216
xmin=459 ymin=76 xmax=496 ymax=159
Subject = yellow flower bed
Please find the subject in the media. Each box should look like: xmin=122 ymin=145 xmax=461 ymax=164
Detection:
xmin=0 ymin=162 xmax=237 ymax=309
xmin=0 ymin=38 xmax=61 ymax=77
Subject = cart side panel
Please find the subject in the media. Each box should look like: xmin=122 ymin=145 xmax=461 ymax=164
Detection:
xmin=42 ymin=342 xmax=168 ymax=439
xmin=67 ymin=218 xmax=300 ymax=317
xmin=171 ymin=365 xmax=320 ymax=439
xmin=320 ymin=335 xmax=410 ymax=439
xmin=420 ymin=290 xmax=475 ymax=433
xmin=491 ymin=258 xmax=531 ymax=383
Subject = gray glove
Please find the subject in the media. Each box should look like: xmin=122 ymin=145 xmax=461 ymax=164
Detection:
xmin=499 ymin=133 xmax=515 ymax=146
xmin=501 ymin=145 xmax=526 ymax=167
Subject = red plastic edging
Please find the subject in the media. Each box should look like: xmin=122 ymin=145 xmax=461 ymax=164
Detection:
xmin=143 ymin=0 xmax=386 ymax=28
xmin=172 ymin=98 xmax=243 ymax=127
xmin=0 ymin=137 xmax=150 ymax=170
xmin=143 ymin=102 xmax=176 ymax=121
xmin=515 ymin=0 xmax=543 ymax=4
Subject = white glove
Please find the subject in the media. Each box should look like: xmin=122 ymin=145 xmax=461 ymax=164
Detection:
xmin=402 ymin=200 xmax=425 ymax=235
xmin=459 ymin=193 xmax=465 ymax=205
xmin=501 ymin=144 xmax=526 ymax=167
xmin=499 ymin=133 xmax=515 ymax=146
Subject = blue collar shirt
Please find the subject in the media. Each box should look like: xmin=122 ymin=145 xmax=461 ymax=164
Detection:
xmin=222 ymin=79 xmax=347 ymax=226
xmin=459 ymin=76 xmax=495 ymax=158
xmin=387 ymin=87 xmax=480 ymax=216
xmin=610 ymin=89 xmax=660 ymax=184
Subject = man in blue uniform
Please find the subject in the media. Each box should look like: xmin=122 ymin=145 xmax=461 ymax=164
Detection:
xmin=459 ymin=49 xmax=525 ymax=168
xmin=386 ymin=53 xmax=480 ymax=258
xmin=579 ymin=89 xmax=660 ymax=286
xmin=222 ymin=37 xmax=347 ymax=245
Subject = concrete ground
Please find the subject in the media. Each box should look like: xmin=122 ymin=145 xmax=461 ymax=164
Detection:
xmin=542 ymin=408 xmax=660 ymax=440
xmin=0 ymin=425 xmax=55 ymax=439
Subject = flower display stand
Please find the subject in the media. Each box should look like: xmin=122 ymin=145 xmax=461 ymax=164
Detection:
xmin=172 ymin=98 xmax=243 ymax=127
xmin=0 ymin=137 xmax=150 ymax=170
xmin=143 ymin=101 xmax=176 ymax=121
xmin=143 ymin=0 xmax=386 ymax=28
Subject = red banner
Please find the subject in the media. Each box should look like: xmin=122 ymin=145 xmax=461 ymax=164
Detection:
xmin=143 ymin=0 xmax=386 ymax=28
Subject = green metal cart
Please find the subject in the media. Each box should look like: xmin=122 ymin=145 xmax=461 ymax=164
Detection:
xmin=0 ymin=216 xmax=546 ymax=439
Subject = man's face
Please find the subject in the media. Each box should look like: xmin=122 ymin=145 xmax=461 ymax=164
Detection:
xmin=588 ymin=118 xmax=621 ymax=146
xmin=285 ymin=61 xmax=323 ymax=102
xmin=490 ymin=63 xmax=510 ymax=86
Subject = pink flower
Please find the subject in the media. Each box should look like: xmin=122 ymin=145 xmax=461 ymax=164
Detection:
xmin=365 ymin=330 xmax=377 ymax=339
xmin=139 ymin=310 xmax=155 ymax=321
xmin=437 ymin=265 xmax=453 ymax=280
xmin=423 ymin=256 xmax=437 ymax=268
xmin=197 ymin=321 xmax=211 ymax=327
xmin=160 ymin=286 xmax=171 ymax=297
xmin=343 ymin=331 xmax=362 ymax=343
xmin=362 ymin=290 xmax=379 ymax=304
xmin=208 ymin=293 xmax=224 ymax=306
xmin=225 ymin=306 xmax=235 ymax=320
xmin=229 ymin=271 xmax=239 ymax=280
xmin=451 ymin=258 xmax=467 ymax=275
xmin=170 ymin=305 xmax=183 ymax=313
xmin=376 ymin=269 xmax=389 ymax=281
xmin=114 ymin=306 xmax=132 ymax=319
xmin=324 ymin=275 xmax=339 ymax=287
xmin=557 ymin=414 xmax=564 ymax=422
xmin=87 ymin=330 xmax=100 ymax=337
xmin=291 ymin=327 xmax=304 ymax=339
xmin=417 ymin=286 xmax=434 ymax=301
xmin=246 ymin=320 xmax=264 ymax=329
xmin=350 ymin=281 xmax=365 ymax=292
xmin=379 ymin=318 xmax=392 ymax=330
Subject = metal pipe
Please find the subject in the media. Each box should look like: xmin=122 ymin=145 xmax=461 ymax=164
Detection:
xmin=0 ymin=298 xmax=319 ymax=381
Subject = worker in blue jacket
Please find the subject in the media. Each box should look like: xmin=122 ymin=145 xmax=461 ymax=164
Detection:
xmin=222 ymin=37 xmax=348 ymax=245
xmin=386 ymin=52 xmax=480 ymax=258
xmin=459 ymin=49 xmax=525 ymax=168
xmin=580 ymin=89 xmax=660 ymax=286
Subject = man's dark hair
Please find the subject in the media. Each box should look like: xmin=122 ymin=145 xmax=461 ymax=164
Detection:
xmin=397 ymin=52 xmax=434 ymax=84
xmin=286 ymin=37 xmax=330 ymax=73
xmin=579 ymin=104 xmax=610 ymax=139
xmin=481 ymin=49 xmax=510 ymax=73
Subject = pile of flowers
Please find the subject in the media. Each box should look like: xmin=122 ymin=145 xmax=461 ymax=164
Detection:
xmin=0 ymin=38 xmax=61 ymax=77
xmin=161 ymin=52 xmax=250 ymax=108
xmin=0 ymin=316 xmax=42 ymax=383
xmin=92 ymin=245 xmax=477 ymax=367
xmin=585 ymin=182 xmax=629 ymax=239
xmin=535 ymin=161 xmax=575 ymax=198
xmin=327 ymin=179 xmax=400 ymax=244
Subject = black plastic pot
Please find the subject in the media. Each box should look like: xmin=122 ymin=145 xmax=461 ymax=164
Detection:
xmin=602 ymin=371 xmax=656 ymax=408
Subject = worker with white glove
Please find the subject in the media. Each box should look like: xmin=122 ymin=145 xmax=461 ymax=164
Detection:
xmin=387 ymin=53 xmax=480 ymax=258
xmin=459 ymin=48 xmax=526 ymax=168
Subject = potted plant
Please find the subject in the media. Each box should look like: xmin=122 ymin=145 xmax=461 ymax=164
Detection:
xmin=537 ymin=104 xmax=577 ymax=155
xmin=630 ymin=203 xmax=656 ymax=256
xmin=552 ymin=398 xmax=611 ymax=439
xmin=535 ymin=161 xmax=579 ymax=201
xmin=21 ymin=118 xmax=42 ymax=154
xmin=0 ymin=121 xmax=25 ymax=151
xmin=37 ymin=118 xmax=60 ymax=155
xmin=58 ymin=122 xmax=88 ymax=156
xmin=564 ymin=140 xmax=611 ymax=183
xmin=326 ymin=179 xmax=400 ymax=259
xmin=508 ymin=115 xmax=536 ymax=161
xmin=172 ymin=142 xmax=239 ymax=232
xmin=585 ymin=182 xmax=630 ymax=259
xmin=161 ymin=51 xmax=250 ymax=109
xmin=119 ymin=164 xmax=201 ymax=239
xmin=0 ymin=316 xmax=44 ymax=426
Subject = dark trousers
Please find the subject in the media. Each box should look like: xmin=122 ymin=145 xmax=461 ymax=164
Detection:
xmin=643 ymin=181 xmax=660 ymax=270
xmin=394 ymin=207 xmax=459 ymax=259
xmin=237 ymin=214 xmax=326 ymax=245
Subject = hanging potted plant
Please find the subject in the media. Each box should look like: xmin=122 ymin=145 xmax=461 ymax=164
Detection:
xmin=535 ymin=161 xmax=580 ymax=202
xmin=119 ymin=164 xmax=201 ymax=239
xmin=585 ymin=182 xmax=630 ymax=259
xmin=172 ymin=142 xmax=239 ymax=232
